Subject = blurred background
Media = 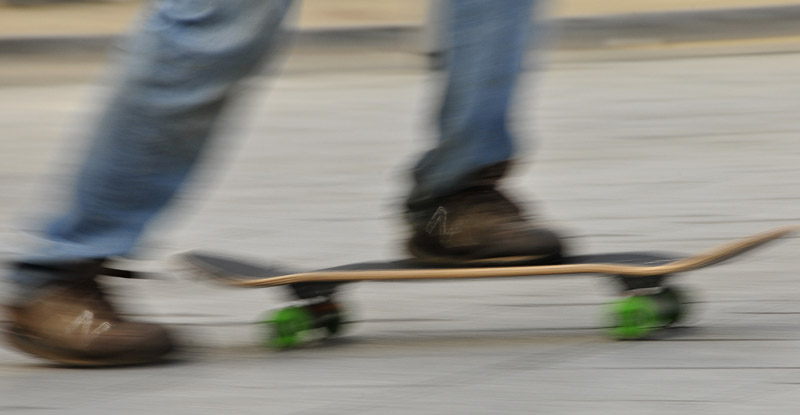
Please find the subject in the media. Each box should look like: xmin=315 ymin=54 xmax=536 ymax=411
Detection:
xmin=2 ymin=1 xmax=800 ymax=414
xmin=5 ymin=0 xmax=800 ymax=34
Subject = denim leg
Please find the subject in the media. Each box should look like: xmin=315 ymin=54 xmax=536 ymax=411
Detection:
xmin=12 ymin=0 xmax=294 ymax=287
xmin=407 ymin=0 xmax=538 ymax=213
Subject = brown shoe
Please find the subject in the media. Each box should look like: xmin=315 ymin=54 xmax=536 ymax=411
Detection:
xmin=4 ymin=278 xmax=174 ymax=366
xmin=407 ymin=185 xmax=565 ymax=266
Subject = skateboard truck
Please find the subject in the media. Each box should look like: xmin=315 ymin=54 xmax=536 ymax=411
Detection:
xmin=615 ymin=273 xmax=668 ymax=295
xmin=288 ymin=281 xmax=340 ymax=300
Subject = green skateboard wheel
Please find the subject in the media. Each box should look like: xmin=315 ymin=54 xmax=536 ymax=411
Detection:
xmin=260 ymin=302 xmax=347 ymax=349
xmin=262 ymin=306 xmax=314 ymax=349
xmin=607 ymin=295 xmax=661 ymax=340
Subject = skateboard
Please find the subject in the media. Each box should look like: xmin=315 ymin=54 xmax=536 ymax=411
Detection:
xmin=175 ymin=225 xmax=797 ymax=347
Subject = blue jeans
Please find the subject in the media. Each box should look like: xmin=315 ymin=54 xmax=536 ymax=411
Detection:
xmin=11 ymin=0 xmax=537 ymax=288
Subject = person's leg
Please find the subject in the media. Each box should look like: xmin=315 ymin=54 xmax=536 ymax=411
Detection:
xmin=13 ymin=0 xmax=293 ymax=288
xmin=408 ymin=0 xmax=535 ymax=208
xmin=5 ymin=0 xmax=294 ymax=366
xmin=406 ymin=0 xmax=563 ymax=264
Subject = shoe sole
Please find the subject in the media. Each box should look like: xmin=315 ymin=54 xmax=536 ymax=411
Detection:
xmin=3 ymin=325 xmax=174 ymax=367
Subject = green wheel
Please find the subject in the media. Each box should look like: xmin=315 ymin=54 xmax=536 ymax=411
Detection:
xmin=261 ymin=306 xmax=314 ymax=349
xmin=607 ymin=296 xmax=661 ymax=340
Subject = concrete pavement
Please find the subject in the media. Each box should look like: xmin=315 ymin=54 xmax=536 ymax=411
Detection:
xmin=1 ymin=26 xmax=800 ymax=413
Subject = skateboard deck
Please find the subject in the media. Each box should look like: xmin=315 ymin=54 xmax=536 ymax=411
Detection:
xmin=175 ymin=226 xmax=797 ymax=345
xmin=178 ymin=226 xmax=797 ymax=287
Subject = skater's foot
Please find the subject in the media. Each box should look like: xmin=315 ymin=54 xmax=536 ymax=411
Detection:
xmin=407 ymin=167 xmax=564 ymax=266
xmin=4 ymin=262 xmax=175 ymax=366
